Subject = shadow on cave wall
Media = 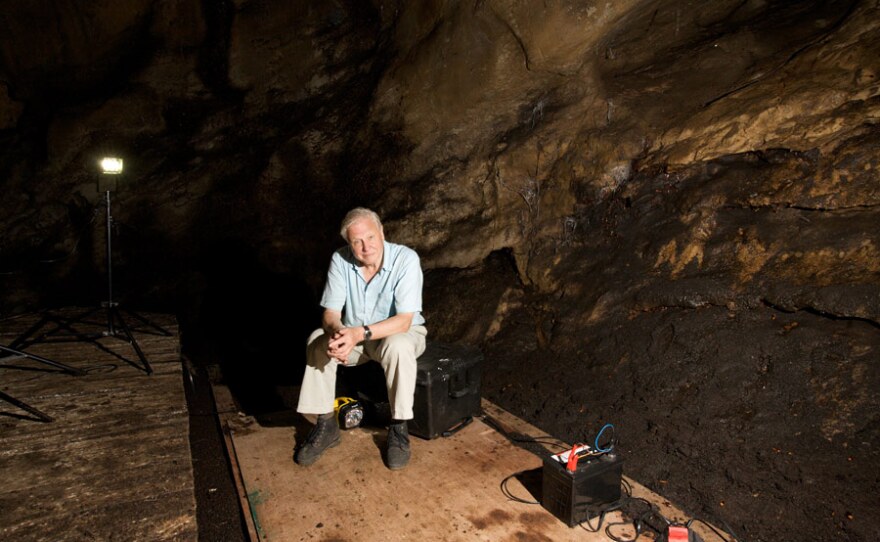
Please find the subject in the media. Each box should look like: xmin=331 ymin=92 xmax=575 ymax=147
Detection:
xmin=186 ymin=238 xmax=320 ymax=415
xmin=0 ymin=196 xmax=105 ymax=313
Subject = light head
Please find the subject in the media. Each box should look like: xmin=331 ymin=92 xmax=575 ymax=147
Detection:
xmin=100 ymin=157 xmax=124 ymax=175
xmin=97 ymin=156 xmax=123 ymax=192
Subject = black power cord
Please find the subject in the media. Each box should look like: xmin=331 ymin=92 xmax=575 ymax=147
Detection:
xmin=688 ymin=517 xmax=741 ymax=542
xmin=499 ymin=471 xmax=540 ymax=505
xmin=604 ymin=495 xmax=742 ymax=542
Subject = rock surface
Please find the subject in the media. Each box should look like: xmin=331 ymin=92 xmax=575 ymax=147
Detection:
xmin=1 ymin=1 xmax=878 ymax=541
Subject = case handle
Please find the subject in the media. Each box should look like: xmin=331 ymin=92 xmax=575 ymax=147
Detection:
xmin=449 ymin=386 xmax=477 ymax=398
xmin=441 ymin=416 xmax=474 ymax=437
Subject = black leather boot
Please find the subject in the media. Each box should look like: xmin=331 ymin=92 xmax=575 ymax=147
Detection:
xmin=294 ymin=413 xmax=340 ymax=466
xmin=386 ymin=421 xmax=411 ymax=470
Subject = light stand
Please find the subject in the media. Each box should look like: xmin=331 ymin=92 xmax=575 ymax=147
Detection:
xmin=94 ymin=182 xmax=156 ymax=373
xmin=5 ymin=157 xmax=171 ymax=375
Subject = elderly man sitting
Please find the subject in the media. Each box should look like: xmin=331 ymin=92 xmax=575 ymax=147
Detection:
xmin=294 ymin=208 xmax=427 ymax=470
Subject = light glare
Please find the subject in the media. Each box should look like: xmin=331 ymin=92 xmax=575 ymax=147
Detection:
xmin=100 ymin=157 xmax=124 ymax=174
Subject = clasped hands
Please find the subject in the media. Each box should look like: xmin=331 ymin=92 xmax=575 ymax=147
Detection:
xmin=326 ymin=326 xmax=365 ymax=363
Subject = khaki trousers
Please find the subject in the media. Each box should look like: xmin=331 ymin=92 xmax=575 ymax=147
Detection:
xmin=296 ymin=325 xmax=427 ymax=420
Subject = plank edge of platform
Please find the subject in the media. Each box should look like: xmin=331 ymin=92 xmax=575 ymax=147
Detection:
xmin=212 ymin=382 xmax=260 ymax=542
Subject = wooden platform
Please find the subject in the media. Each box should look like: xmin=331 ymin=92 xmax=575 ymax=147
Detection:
xmin=0 ymin=309 xmax=196 ymax=541
xmin=216 ymin=385 xmax=718 ymax=542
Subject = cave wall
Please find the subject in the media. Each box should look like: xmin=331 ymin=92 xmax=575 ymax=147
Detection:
xmin=2 ymin=0 xmax=876 ymax=311
xmin=1 ymin=1 xmax=878 ymax=541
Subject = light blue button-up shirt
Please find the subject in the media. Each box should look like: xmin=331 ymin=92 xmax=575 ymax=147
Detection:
xmin=320 ymin=241 xmax=425 ymax=328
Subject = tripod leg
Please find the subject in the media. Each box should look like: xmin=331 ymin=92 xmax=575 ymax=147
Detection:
xmin=112 ymin=308 xmax=153 ymax=375
xmin=120 ymin=308 xmax=172 ymax=337
xmin=6 ymin=313 xmax=55 ymax=350
xmin=0 ymin=389 xmax=54 ymax=422
xmin=0 ymin=345 xmax=86 ymax=376
xmin=8 ymin=307 xmax=104 ymax=349
xmin=43 ymin=308 xmax=104 ymax=342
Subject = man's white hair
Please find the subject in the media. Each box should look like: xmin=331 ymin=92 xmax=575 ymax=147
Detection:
xmin=340 ymin=207 xmax=383 ymax=241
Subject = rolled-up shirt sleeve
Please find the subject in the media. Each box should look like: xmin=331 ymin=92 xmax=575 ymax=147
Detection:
xmin=393 ymin=249 xmax=423 ymax=315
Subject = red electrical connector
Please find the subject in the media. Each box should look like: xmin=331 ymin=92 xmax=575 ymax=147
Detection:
xmin=668 ymin=525 xmax=689 ymax=542
xmin=565 ymin=443 xmax=580 ymax=472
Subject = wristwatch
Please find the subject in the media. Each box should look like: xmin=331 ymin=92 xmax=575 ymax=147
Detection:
xmin=363 ymin=325 xmax=372 ymax=341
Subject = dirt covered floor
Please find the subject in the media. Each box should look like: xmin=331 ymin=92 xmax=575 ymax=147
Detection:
xmin=477 ymin=291 xmax=879 ymax=542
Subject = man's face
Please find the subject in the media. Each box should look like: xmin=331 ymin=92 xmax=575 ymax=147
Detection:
xmin=346 ymin=217 xmax=385 ymax=268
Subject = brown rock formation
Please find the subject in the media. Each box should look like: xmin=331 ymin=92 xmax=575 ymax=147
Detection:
xmin=1 ymin=1 xmax=878 ymax=541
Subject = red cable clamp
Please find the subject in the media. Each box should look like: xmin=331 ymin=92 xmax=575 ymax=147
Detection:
xmin=565 ymin=443 xmax=580 ymax=472
xmin=668 ymin=525 xmax=689 ymax=542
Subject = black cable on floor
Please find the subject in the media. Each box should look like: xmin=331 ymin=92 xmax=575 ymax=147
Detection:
xmin=499 ymin=471 xmax=541 ymax=505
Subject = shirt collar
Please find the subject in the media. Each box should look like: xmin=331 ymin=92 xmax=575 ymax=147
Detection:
xmin=348 ymin=241 xmax=391 ymax=272
xmin=380 ymin=241 xmax=391 ymax=272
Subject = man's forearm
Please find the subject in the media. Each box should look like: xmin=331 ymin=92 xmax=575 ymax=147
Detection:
xmin=362 ymin=313 xmax=414 ymax=341
xmin=322 ymin=310 xmax=344 ymax=336
xmin=324 ymin=311 xmax=415 ymax=347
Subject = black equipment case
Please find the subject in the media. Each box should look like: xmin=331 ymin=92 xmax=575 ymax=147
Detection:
xmin=408 ymin=342 xmax=483 ymax=439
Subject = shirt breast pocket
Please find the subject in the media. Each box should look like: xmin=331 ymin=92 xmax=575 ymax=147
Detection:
xmin=375 ymin=291 xmax=395 ymax=318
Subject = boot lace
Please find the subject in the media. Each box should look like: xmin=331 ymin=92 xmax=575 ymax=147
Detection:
xmin=306 ymin=416 xmax=333 ymax=445
xmin=388 ymin=423 xmax=409 ymax=449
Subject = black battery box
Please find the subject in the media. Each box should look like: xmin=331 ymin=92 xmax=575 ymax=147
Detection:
xmin=408 ymin=341 xmax=483 ymax=439
xmin=541 ymin=450 xmax=624 ymax=527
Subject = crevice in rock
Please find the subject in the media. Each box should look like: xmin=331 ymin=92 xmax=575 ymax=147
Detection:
xmin=719 ymin=202 xmax=880 ymax=213
xmin=786 ymin=203 xmax=880 ymax=212
xmin=762 ymin=298 xmax=880 ymax=329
